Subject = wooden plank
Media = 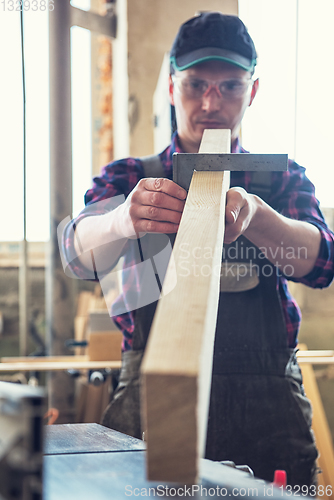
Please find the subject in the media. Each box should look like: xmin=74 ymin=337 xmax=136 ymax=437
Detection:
xmin=101 ymin=376 xmax=112 ymax=416
xmin=0 ymin=360 xmax=121 ymax=372
xmin=83 ymin=383 xmax=109 ymax=424
xmin=70 ymin=6 xmax=116 ymax=39
xmin=297 ymin=357 xmax=334 ymax=364
xmin=75 ymin=378 xmax=89 ymax=423
xmin=75 ymin=291 xmax=92 ymax=355
xmin=87 ymin=331 xmax=122 ymax=361
xmin=298 ymin=345 xmax=334 ymax=498
xmin=297 ymin=350 xmax=334 ymax=358
xmin=141 ymin=129 xmax=231 ymax=484
xmin=76 ymin=291 xmax=93 ymax=317
xmin=198 ymin=128 xmax=230 ymax=153
xmin=79 ymin=378 xmax=112 ymax=425
xmin=1 ymin=355 xmax=90 ymax=363
xmin=74 ymin=316 xmax=88 ymax=356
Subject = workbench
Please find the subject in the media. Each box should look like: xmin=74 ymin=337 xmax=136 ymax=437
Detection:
xmin=0 ymin=356 xmax=121 ymax=372
xmin=0 ymin=351 xmax=333 ymax=375
xmin=43 ymin=423 xmax=291 ymax=500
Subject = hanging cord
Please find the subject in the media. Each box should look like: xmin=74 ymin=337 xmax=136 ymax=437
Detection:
xmin=19 ymin=9 xmax=28 ymax=356
xmin=20 ymin=10 xmax=26 ymax=231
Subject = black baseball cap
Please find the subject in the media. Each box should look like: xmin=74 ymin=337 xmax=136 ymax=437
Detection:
xmin=170 ymin=12 xmax=257 ymax=73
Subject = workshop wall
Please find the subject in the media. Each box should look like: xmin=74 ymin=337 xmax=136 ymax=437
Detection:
xmin=0 ymin=247 xmax=95 ymax=358
xmin=0 ymin=0 xmax=333 ymax=439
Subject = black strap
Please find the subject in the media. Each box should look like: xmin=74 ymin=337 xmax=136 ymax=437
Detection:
xmin=140 ymin=154 xmax=165 ymax=178
xmin=249 ymin=171 xmax=272 ymax=203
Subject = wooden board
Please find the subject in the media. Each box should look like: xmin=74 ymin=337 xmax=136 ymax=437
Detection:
xmin=0 ymin=358 xmax=121 ymax=372
xmin=296 ymin=350 xmax=334 ymax=358
xmin=81 ymin=380 xmax=111 ymax=424
xmin=87 ymin=331 xmax=122 ymax=361
xmin=298 ymin=345 xmax=334 ymax=498
xmin=140 ymin=129 xmax=231 ymax=483
xmin=3 ymin=350 xmax=332 ymax=366
xmin=74 ymin=316 xmax=88 ymax=356
xmin=297 ymin=356 xmax=334 ymax=364
xmin=1 ymin=355 xmax=90 ymax=363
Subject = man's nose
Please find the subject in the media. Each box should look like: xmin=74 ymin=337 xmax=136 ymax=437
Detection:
xmin=201 ymin=88 xmax=222 ymax=112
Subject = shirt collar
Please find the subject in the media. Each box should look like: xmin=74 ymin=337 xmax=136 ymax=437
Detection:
xmin=231 ymin=136 xmax=243 ymax=154
xmin=170 ymin=131 xmax=183 ymax=155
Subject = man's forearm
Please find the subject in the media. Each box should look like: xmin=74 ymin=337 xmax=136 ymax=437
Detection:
xmin=244 ymin=196 xmax=321 ymax=278
xmin=73 ymin=203 xmax=136 ymax=275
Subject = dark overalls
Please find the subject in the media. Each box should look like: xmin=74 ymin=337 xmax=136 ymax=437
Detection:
xmin=205 ymin=237 xmax=318 ymax=485
xmin=101 ymin=160 xmax=318 ymax=486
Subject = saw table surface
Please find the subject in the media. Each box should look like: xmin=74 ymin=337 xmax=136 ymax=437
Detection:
xmin=43 ymin=423 xmax=292 ymax=500
xmin=44 ymin=423 xmax=145 ymax=455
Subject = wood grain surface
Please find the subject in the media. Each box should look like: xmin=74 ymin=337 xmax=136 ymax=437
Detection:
xmin=140 ymin=130 xmax=231 ymax=483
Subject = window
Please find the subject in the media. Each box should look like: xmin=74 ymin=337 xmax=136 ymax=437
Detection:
xmin=239 ymin=0 xmax=334 ymax=208
xmin=0 ymin=1 xmax=93 ymax=242
xmin=0 ymin=10 xmax=49 ymax=241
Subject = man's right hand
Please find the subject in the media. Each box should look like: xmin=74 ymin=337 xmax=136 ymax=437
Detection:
xmin=71 ymin=178 xmax=187 ymax=275
xmin=125 ymin=178 xmax=187 ymax=234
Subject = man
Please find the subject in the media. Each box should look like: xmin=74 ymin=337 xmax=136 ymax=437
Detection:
xmin=63 ymin=13 xmax=334 ymax=485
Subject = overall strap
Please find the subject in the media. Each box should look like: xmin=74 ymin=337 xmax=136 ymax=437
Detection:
xmin=249 ymin=171 xmax=272 ymax=204
xmin=140 ymin=154 xmax=165 ymax=178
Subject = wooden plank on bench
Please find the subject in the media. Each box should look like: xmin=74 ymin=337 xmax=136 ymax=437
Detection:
xmin=140 ymin=129 xmax=231 ymax=484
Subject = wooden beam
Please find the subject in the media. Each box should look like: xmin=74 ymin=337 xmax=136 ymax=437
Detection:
xmin=87 ymin=331 xmax=122 ymax=361
xmin=1 ymin=356 xmax=89 ymax=363
xmin=297 ymin=356 xmax=334 ymax=364
xmin=70 ymin=6 xmax=116 ymax=38
xmin=297 ymin=350 xmax=334 ymax=358
xmin=8 ymin=351 xmax=332 ymax=367
xmin=140 ymin=129 xmax=231 ymax=484
xmin=0 ymin=358 xmax=121 ymax=372
xmin=298 ymin=345 xmax=334 ymax=497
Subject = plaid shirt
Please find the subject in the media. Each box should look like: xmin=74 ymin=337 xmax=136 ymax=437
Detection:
xmin=63 ymin=132 xmax=334 ymax=350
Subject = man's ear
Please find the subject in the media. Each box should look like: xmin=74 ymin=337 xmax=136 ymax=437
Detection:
xmin=169 ymin=75 xmax=175 ymax=106
xmin=249 ymin=78 xmax=259 ymax=107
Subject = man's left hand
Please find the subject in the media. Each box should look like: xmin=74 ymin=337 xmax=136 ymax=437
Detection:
xmin=224 ymin=187 xmax=257 ymax=244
